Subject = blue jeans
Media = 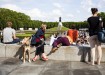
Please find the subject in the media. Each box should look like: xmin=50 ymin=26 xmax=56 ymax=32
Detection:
xmin=4 ymin=39 xmax=20 ymax=44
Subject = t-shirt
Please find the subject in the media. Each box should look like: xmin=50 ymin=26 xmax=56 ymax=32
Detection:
xmin=3 ymin=27 xmax=15 ymax=42
xmin=87 ymin=16 xmax=102 ymax=36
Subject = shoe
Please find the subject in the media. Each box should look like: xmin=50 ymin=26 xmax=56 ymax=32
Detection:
xmin=41 ymin=56 xmax=48 ymax=61
xmin=32 ymin=56 xmax=38 ymax=61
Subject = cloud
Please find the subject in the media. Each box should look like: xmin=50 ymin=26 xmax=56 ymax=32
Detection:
xmin=77 ymin=10 xmax=80 ymax=13
xmin=53 ymin=3 xmax=62 ymax=8
xmin=26 ymin=8 xmax=63 ymax=21
xmin=66 ymin=14 xmax=74 ymax=18
xmin=63 ymin=14 xmax=75 ymax=22
xmin=52 ymin=9 xmax=62 ymax=16
xmin=0 ymin=3 xmax=64 ymax=21
xmin=97 ymin=0 xmax=105 ymax=9
xmin=0 ymin=4 xmax=44 ymax=20
xmin=0 ymin=3 xmax=79 ymax=22
xmin=0 ymin=4 xmax=75 ymax=22
xmin=1 ymin=4 xmax=23 ymax=12
xmin=0 ymin=0 xmax=14 ymax=2
xmin=81 ymin=0 xmax=105 ymax=13
xmin=26 ymin=8 xmax=45 ymax=19
xmin=81 ymin=0 xmax=94 ymax=12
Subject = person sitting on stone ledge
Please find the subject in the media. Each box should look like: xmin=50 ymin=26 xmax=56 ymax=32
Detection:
xmin=47 ymin=25 xmax=78 ymax=56
xmin=2 ymin=21 xmax=20 ymax=44
xmin=67 ymin=24 xmax=79 ymax=43
xmin=47 ymin=36 xmax=72 ymax=56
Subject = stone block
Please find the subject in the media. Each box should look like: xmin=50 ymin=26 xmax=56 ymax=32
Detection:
xmin=0 ymin=43 xmax=6 ymax=57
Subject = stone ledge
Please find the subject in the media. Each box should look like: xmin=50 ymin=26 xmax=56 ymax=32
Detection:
xmin=0 ymin=43 xmax=105 ymax=62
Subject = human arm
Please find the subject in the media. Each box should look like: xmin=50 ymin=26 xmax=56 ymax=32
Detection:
xmin=12 ymin=29 xmax=17 ymax=39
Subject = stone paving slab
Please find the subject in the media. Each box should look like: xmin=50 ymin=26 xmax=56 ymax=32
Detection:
xmin=71 ymin=62 xmax=99 ymax=70
xmin=40 ymin=68 xmax=71 ymax=75
xmin=0 ymin=58 xmax=22 ymax=75
xmin=45 ymin=60 xmax=70 ymax=69
xmin=9 ymin=66 xmax=44 ymax=75
xmin=73 ymin=69 xmax=101 ymax=75
xmin=0 ymin=58 xmax=105 ymax=75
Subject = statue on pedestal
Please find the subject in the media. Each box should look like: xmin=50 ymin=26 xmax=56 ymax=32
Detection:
xmin=57 ymin=17 xmax=63 ymax=31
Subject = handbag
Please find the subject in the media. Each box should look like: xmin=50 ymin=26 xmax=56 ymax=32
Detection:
xmin=30 ymin=34 xmax=37 ymax=45
xmin=30 ymin=28 xmax=45 ymax=45
xmin=98 ymin=28 xmax=105 ymax=43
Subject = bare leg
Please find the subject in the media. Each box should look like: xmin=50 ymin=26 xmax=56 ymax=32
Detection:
xmin=96 ymin=45 xmax=102 ymax=65
xmin=47 ymin=47 xmax=58 ymax=56
xmin=91 ymin=47 xmax=95 ymax=65
xmin=89 ymin=36 xmax=96 ymax=65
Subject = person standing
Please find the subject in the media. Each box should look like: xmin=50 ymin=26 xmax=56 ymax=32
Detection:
xmin=87 ymin=8 xmax=103 ymax=65
xmin=3 ymin=21 xmax=20 ymax=44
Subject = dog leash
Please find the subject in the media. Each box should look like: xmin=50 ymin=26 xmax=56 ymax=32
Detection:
xmin=29 ymin=39 xmax=45 ymax=54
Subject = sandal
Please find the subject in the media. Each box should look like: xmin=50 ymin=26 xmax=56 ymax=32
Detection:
xmin=32 ymin=56 xmax=38 ymax=61
xmin=41 ymin=56 xmax=48 ymax=61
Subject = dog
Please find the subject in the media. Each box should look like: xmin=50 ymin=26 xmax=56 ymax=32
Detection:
xmin=21 ymin=37 xmax=31 ymax=63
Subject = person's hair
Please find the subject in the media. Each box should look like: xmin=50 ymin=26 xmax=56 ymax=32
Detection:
xmin=91 ymin=8 xmax=98 ymax=15
xmin=6 ymin=21 xmax=12 ymax=27
xmin=71 ymin=24 xmax=76 ymax=29
xmin=41 ymin=24 xmax=47 ymax=31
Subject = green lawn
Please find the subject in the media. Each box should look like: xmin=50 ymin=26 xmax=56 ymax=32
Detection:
xmin=16 ymin=26 xmax=69 ymax=39
xmin=47 ymin=26 xmax=69 ymax=31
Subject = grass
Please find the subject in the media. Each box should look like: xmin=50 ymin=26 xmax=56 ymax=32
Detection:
xmin=47 ymin=26 xmax=69 ymax=31
xmin=16 ymin=26 xmax=69 ymax=39
xmin=16 ymin=34 xmax=32 ymax=39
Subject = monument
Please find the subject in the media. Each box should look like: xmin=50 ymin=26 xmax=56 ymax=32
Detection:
xmin=57 ymin=17 xmax=63 ymax=31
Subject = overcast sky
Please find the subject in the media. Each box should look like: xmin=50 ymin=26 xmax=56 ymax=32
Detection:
xmin=0 ymin=0 xmax=105 ymax=22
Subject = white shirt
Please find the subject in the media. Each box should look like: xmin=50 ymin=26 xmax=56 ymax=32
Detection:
xmin=50 ymin=35 xmax=57 ymax=46
xmin=3 ymin=27 xmax=15 ymax=42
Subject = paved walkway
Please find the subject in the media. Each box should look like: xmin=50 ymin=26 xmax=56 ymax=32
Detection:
xmin=0 ymin=58 xmax=105 ymax=75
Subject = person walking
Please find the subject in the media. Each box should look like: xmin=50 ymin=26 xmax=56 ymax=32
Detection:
xmin=31 ymin=24 xmax=48 ymax=61
xmin=87 ymin=8 xmax=103 ymax=65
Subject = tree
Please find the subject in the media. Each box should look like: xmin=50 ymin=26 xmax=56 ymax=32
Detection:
xmin=99 ymin=12 xmax=105 ymax=28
